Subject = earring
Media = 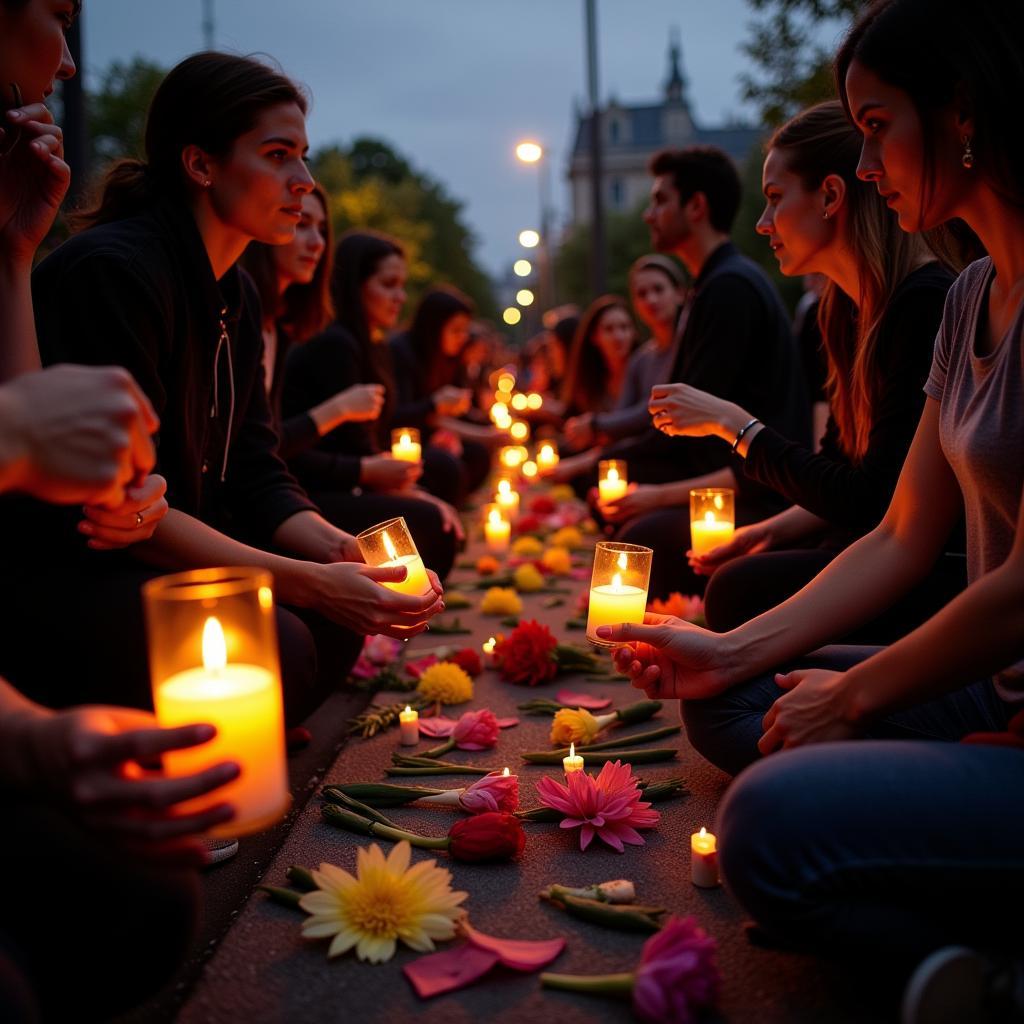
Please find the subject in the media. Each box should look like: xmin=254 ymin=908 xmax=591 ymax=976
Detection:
xmin=823 ymin=209 xmax=830 ymax=220
xmin=962 ymin=135 xmax=974 ymax=170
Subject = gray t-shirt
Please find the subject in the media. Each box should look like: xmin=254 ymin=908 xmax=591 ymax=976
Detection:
xmin=924 ymin=256 xmax=1024 ymax=702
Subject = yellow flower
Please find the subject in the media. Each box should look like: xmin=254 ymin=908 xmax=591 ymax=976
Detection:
xmin=443 ymin=590 xmax=472 ymax=609
xmin=512 ymin=535 xmax=544 ymax=556
xmin=300 ymin=842 xmax=467 ymax=963
xmin=476 ymin=555 xmax=501 ymax=576
xmin=580 ymin=517 xmax=599 ymax=535
xmin=513 ymin=563 xmax=545 ymax=592
xmin=481 ymin=587 xmax=522 ymax=617
xmin=550 ymin=707 xmax=601 ymax=746
xmin=540 ymin=546 xmax=571 ymax=575
xmin=548 ymin=484 xmax=575 ymax=502
xmin=416 ymin=661 xmax=474 ymax=704
xmin=551 ymin=525 xmax=584 ymax=550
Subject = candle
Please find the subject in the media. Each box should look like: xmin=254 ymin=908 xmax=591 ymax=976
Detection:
xmin=356 ymin=516 xmax=432 ymax=597
xmin=511 ymin=392 xmax=528 ymax=411
xmin=562 ymin=742 xmax=584 ymax=775
xmin=482 ymin=636 xmax=497 ymax=668
xmin=399 ymin=705 xmax=420 ymax=746
xmin=691 ymin=827 xmax=720 ymax=888
xmin=598 ymin=459 xmax=628 ymax=504
xmin=483 ymin=505 xmax=511 ymax=553
xmin=522 ymin=460 xmax=538 ymax=479
xmin=510 ymin=420 xmax=530 ymax=442
xmin=526 ymin=392 xmax=543 ymax=410
xmin=495 ymin=478 xmax=520 ymax=518
xmin=142 ymin=569 xmax=290 ymax=840
xmin=586 ymin=542 xmax=653 ymax=647
xmin=391 ymin=428 xmax=422 ymax=463
xmin=499 ymin=445 xmax=526 ymax=470
xmin=537 ymin=442 xmax=559 ymax=472
xmin=502 ymin=766 xmax=510 ymax=776
xmin=689 ymin=488 xmax=735 ymax=556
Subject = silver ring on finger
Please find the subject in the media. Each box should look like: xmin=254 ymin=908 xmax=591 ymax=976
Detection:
xmin=135 ymin=511 xmax=144 ymax=528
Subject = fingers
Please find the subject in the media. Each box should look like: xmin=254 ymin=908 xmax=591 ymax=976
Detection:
xmin=595 ymin=621 xmax=664 ymax=645
xmin=774 ymin=670 xmax=802 ymax=691
xmin=74 ymin=760 xmax=240 ymax=812
xmin=86 ymin=800 xmax=236 ymax=842
xmin=8 ymin=103 xmax=55 ymax=126
xmin=75 ymin=722 xmax=218 ymax=767
xmin=757 ymin=723 xmax=784 ymax=755
xmin=425 ymin=569 xmax=444 ymax=596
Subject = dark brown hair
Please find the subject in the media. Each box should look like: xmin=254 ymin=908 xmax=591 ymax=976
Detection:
xmin=329 ymin=229 xmax=405 ymax=350
xmin=405 ymin=285 xmax=474 ymax=394
xmin=560 ymin=295 xmax=633 ymax=414
xmin=73 ymin=52 xmax=306 ymax=230
xmin=649 ymin=146 xmax=742 ymax=233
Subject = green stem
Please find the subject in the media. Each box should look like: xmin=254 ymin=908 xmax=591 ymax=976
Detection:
xmin=521 ymin=746 xmax=678 ymax=765
xmin=386 ymin=764 xmax=492 ymax=776
xmin=421 ymin=737 xmax=456 ymax=758
xmin=540 ymin=972 xmax=635 ymax=997
xmin=258 ymin=886 xmax=304 ymax=909
xmin=285 ymin=866 xmax=317 ymax=891
xmin=321 ymin=804 xmax=450 ymax=851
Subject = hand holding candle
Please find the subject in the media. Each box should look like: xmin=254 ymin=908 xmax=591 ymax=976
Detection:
xmin=356 ymin=517 xmax=432 ymax=597
xmin=689 ymin=488 xmax=735 ymax=557
xmin=586 ymin=542 xmax=653 ymax=647
xmin=391 ymin=428 xmax=422 ymax=463
xmin=691 ymin=827 xmax=719 ymax=888
xmin=598 ymin=459 xmax=628 ymax=504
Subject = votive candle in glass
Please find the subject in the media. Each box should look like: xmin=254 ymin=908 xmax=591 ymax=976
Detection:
xmin=483 ymin=503 xmax=511 ymax=553
xmin=356 ymin=516 xmax=432 ymax=596
xmin=598 ymin=459 xmax=628 ymax=504
xmin=495 ymin=477 xmax=520 ymax=519
xmin=537 ymin=442 xmax=559 ymax=473
xmin=391 ymin=428 xmax=422 ymax=463
xmin=586 ymin=541 xmax=653 ymax=647
xmin=689 ymin=488 xmax=735 ymax=556
xmin=142 ymin=567 xmax=288 ymax=837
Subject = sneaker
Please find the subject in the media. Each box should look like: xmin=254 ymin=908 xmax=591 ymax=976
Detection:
xmin=202 ymin=837 xmax=239 ymax=867
xmin=902 ymin=946 xmax=1024 ymax=1024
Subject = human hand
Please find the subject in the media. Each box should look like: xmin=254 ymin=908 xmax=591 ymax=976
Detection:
xmin=597 ymin=613 xmax=734 ymax=700
xmin=564 ymin=413 xmax=595 ymax=449
xmin=688 ymin=520 xmax=774 ymax=575
xmin=0 ymin=101 xmax=70 ymax=265
xmin=430 ymin=428 xmax=463 ymax=458
xmin=649 ymin=383 xmax=737 ymax=440
xmin=1 ymin=364 xmax=158 ymax=506
xmin=312 ymin=561 xmax=444 ymax=638
xmin=78 ymin=474 xmax=169 ymax=550
xmin=360 ymin=454 xmax=422 ymax=491
xmin=548 ymin=449 xmax=595 ymax=484
xmin=321 ymin=527 xmax=362 ymax=563
xmin=597 ymin=483 xmax=664 ymax=524
xmin=433 ymin=386 xmax=471 ymax=417
xmin=336 ymin=383 xmax=385 ymax=423
xmin=758 ymin=668 xmax=861 ymax=754
xmin=22 ymin=706 xmax=238 ymax=867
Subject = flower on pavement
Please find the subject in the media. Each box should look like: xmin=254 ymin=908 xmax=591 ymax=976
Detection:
xmin=541 ymin=546 xmax=572 ymax=576
xmin=551 ymin=525 xmax=583 ymax=550
xmin=633 ymin=916 xmax=720 ymax=1023
xmin=550 ymin=707 xmax=601 ymax=746
xmin=299 ymin=841 xmax=467 ymax=963
xmin=476 ymin=554 xmax=501 ymax=576
xmin=494 ymin=619 xmax=558 ymax=686
xmin=512 ymin=535 xmax=544 ymax=557
xmin=458 ymin=771 xmax=519 ymax=813
xmin=451 ymin=708 xmax=501 ymax=750
xmin=481 ymin=587 xmax=522 ymax=617
xmin=513 ymin=563 xmax=545 ymax=592
xmin=450 ymin=647 xmax=482 ymax=677
xmin=416 ymin=661 xmax=474 ymax=705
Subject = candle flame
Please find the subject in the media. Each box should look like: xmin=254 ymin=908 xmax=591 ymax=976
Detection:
xmin=569 ymin=742 xmax=575 ymax=757
xmin=611 ymin=572 xmax=624 ymax=591
xmin=540 ymin=443 xmax=553 ymax=458
xmin=383 ymin=530 xmax=398 ymax=561
xmin=699 ymin=826 xmax=707 ymax=838
xmin=523 ymin=461 xmax=538 ymax=478
xmin=404 ymin=705 xmax=412 ymax=714
xmin=497 ymin=479 xmax=511 ymax=497
xmin=488 ymin=508 xmax=503 ymax=526
xmin=202 ymin=616 xmax=227 ymax=672
xmin=607 ymin=467 xmax=619 ymax=483
xmin=713 ymin=493 xmax=724 ymax=511
xmin=502 ymin=766 xmax=510 ymax=776
xmin=704 ymin=510 xmax=716 ymax=525
xmin=617 ymin=551 xmax=628 ymax=571
xmin=400 ymin=431 xmax=411 ymax=446
xmin=483 ymin=636 xmax=496 ymax=654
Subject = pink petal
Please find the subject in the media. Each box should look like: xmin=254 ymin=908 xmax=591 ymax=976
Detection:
xmin=403 ymin=945 xmax=499 ymax=999
xmin=569 ymin=568 xmax=592 ymax=580
xmin=556 ymin=689 xmax=612 ymax=710
xmin=405 ymin=654 xmax=440 ymax=679
xmin=416 ymin=717 xmax=457 ymax=738
xmin=495 ymin=717 xmax=520 ymax=729
xmin=460 ymin=921 xmax=565 ymax=971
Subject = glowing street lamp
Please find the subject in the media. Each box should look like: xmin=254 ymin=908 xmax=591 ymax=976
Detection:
xmin=503 ymin=307 xmax=522 ymax=326
xmin=515 ymin=140 xmax=543 ymax=164
xmin=516 ymin=289 xmax=535 ymax=307
xmin=513 ymin=259 xmax=532 ymax=277
xmin=518 ymin=229 xmax=540 ymax=248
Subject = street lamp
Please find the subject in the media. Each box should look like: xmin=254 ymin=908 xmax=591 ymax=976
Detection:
xmin=518 ymin=229 xmax=540 ymax=248
xmin=515 ymin=140 xmax=543 ymax=164
xmin=514 ymin=138 xmax=555 ymax=312
xmin=513 ymin=259 xmax=532 ymax=277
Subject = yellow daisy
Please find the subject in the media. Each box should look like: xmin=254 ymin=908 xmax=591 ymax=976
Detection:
xmin=300 ymin=842 xmax=467 ymax=963
xmin=416 ymin=661 xmax=474 ymax=704
xmin=550 ymin=707 xmax=601 ymax=746
xmin=513 ymin=563 xmax=545 ymax=592
xmin=481 ymin=586 xmax=522 ymax=616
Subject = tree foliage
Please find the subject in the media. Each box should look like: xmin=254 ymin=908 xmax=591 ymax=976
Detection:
xmin=87 ymin=57 xmax=164 ymax=166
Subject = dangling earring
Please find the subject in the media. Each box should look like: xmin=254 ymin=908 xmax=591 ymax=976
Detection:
xmin=961 ymin=135 xmax=974 ymax=170
xmin=823 ymin=209 xmax=830 ymax=220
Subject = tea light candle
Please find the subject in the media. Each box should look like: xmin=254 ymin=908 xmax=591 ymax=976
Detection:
xmin=522 ymin=460 xmax=538 ymax=479
xmin=598 ymin=460 xmax=628 ymax=504
xmin=691 ymin=827 xmax=719 ymax=888
xmin=499 ymin=445 xmax=526 ymax=470
xmin=399 ymin=705 xmax=420 ymax=746
xmin=537 ymin=442 xmax=559 ymax=472
xmin=563 ymin=742 xmax=585 ymax=775
xmin=482 ymin=636 xmax=497 ymax=667
xmin=356 ymin=517 xmax=432 ymax=597
xmin=510 ymin=420 xmax=530 ymax=442
xmin=391 ymin=428 xmax=422 ymax=463
xmin=483 ymin=505 xmax=511 ymax=553
xmin=689 ymin=488 xmax=735 ymax=556
xmin=495 ymin=478 xmax=520 ymax=518
xmin=586 ymin=542 xmax=653 ymax=647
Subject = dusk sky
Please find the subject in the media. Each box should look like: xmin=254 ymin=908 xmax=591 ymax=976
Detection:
xmin=82 ymin=2 xmax=847 ymax=279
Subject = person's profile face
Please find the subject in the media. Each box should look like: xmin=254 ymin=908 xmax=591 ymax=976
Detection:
xmin=361 ymin=253 xmax=407 ymax=333
xmin=643 ymin=174 xmax=691 ymax=252
xmin=0 ymin=0 xmax=78 ymax=105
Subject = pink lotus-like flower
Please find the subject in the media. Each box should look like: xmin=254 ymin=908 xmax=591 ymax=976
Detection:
xmin=351 ymin=634 xmax=401 ymax=678
xmin=632 ymin=916 xmax=720 ymax=1024
xmin=452 ymin=708 xmax=501 ymax=750
xmin=459 ymin=771 xmax=520 ymax=814
xmin=535 ymin=760 xmax=660 ymax=852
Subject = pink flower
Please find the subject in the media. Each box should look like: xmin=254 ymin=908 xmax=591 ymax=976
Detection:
xmin=632 ymin=916 xmax=720 ymax=1024
xmin=404 ymin=653 xmax=440 ymax=679
xmin=459 ymin=771 xmax=519 ymax=813
xmin=535 ymin=760 xmax=660 ymax=852
xmin=452 ymin=709 xmax=501 ymax=750
xmin=351 ymin=634 xmax=401 ymax=678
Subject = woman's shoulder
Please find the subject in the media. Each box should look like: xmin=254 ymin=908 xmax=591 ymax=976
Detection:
xmin=287 ymin=321 xmax=360 ymax=368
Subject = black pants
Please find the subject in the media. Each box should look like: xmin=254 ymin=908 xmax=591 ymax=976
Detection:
xmin=0 ymin=800 xmax=200 ymax=1023
xmin=308 ymin=489 xmax=457 ymax=581
xmin=0 ymin=562 xmax=359 ymax=727
xmin=704 ymin=548 xmax=968 ymax=644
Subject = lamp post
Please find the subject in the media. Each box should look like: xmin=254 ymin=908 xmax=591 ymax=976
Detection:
xmin=515 ymin=140 xmax=556 ymax=314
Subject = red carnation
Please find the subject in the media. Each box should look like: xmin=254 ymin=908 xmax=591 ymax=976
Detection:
xmin=448 ymin=812 xmax=526 ymax=862
xmin=494 ymin=619 xmax=559 ymax=686
xmin=450 ymin=647 xmax=482 ymax=677
xmin=514 ymin=513 xmax=542 ymax=535
xmin=530 ymin=495 xmax=556 ymax=514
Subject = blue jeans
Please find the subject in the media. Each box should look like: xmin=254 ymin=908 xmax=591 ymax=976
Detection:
xmin=683 ymin=645 xmax=1012 ymax=777
xmin=718 ymin=741 xmax=1024 ymax=958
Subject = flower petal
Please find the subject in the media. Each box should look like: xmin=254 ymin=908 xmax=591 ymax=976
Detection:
xmin=403 ymin=945 xmax=500 ymax=999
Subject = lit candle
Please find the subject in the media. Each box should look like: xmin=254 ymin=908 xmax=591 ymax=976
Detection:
xmin=499 ymin=445 xmax=525 ymax=470
xmin=495 ymin=478 xmax=520 ymax=518
xmin=537 ymin=442 xmax=559 ymax=472
xmin=511 ymin=392 xmax=528 ymax=412
xmin=510 ymin=420 xmax=530 ymax=442
xmin=598 ymin=460 xmax=628 ymax=504
xmin=399 ymin=705 xmax=420 ymax=746
xmin=356 ymin=516 xmax=433 ymax=597
xmin=502 ymin=766 xmax=510 ymax=776
xmin=562 ymin=742 xmax=585 ymax=775
xmin=586 ymin=543 xmax=653 ymax=647
xmin=483 ymin=505 xmax=511 ymax=553
xmin=689 ymin=488 xmax=735 ymax=557
xmin=526 ymin=392 xmax=543 ymax=410
xmin=690 ymin=827 xmax=719 ymax=888
xmin=391 ymin=428 xmax=422 ymax=463
xmin=522 ymin=460 xmax=538 ymax=479
xmin=152 ymin=615 xmax=288 ymax=837
xmin=379 ymin=529 xmax=431 ymax=596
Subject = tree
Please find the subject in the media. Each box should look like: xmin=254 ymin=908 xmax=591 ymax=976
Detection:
xmin=87 ymin=57 xmax=165 ymax=167
xmin=740 ymin=0 xmax=863 ymax=127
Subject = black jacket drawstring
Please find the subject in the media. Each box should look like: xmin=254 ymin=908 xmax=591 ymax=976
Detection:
xmin=210 ymin=316 xmax=236 ymax=482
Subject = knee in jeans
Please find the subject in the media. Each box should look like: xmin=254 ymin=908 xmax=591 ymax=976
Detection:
xmin=703 ymin=558 xmax=754 ymax=633
xmin=681 ymin=694 xmax=752 ymax=775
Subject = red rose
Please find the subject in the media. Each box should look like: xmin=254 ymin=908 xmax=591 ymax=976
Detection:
xmin=447 ymin=812 xmax=526 ymax=862
xmin=450 ymin=647 xmax=482 ymax=677
xmin=494 ymin=619 xmax=559 ymax=686
xmin=529 ymin=495 xmax=556 ymax=514
xmin=514 ymin=513 xmax=542 ymax=535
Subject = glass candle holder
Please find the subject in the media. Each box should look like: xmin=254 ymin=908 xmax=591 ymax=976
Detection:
xmin=597 ymin=459 xmax=628 ymax=503
xmin=494 ymin=477 xmax=520 ymax=519
xmin=586 ymin=541 xmax=653 ymax=647
xmin=689 ymin=488 xmax=735 ymax=557
xmin=499 ymin=444 xmax=527 ymax=471
xmin=142 ymin=567 xmax=289 ymax=838
xmin=391 ymin=427 xmax=422 ymax=463
xmin=356 ymin=516 xmax=432 ymax=596
xmin=482 ymin=502 xmax=511 ymax=553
